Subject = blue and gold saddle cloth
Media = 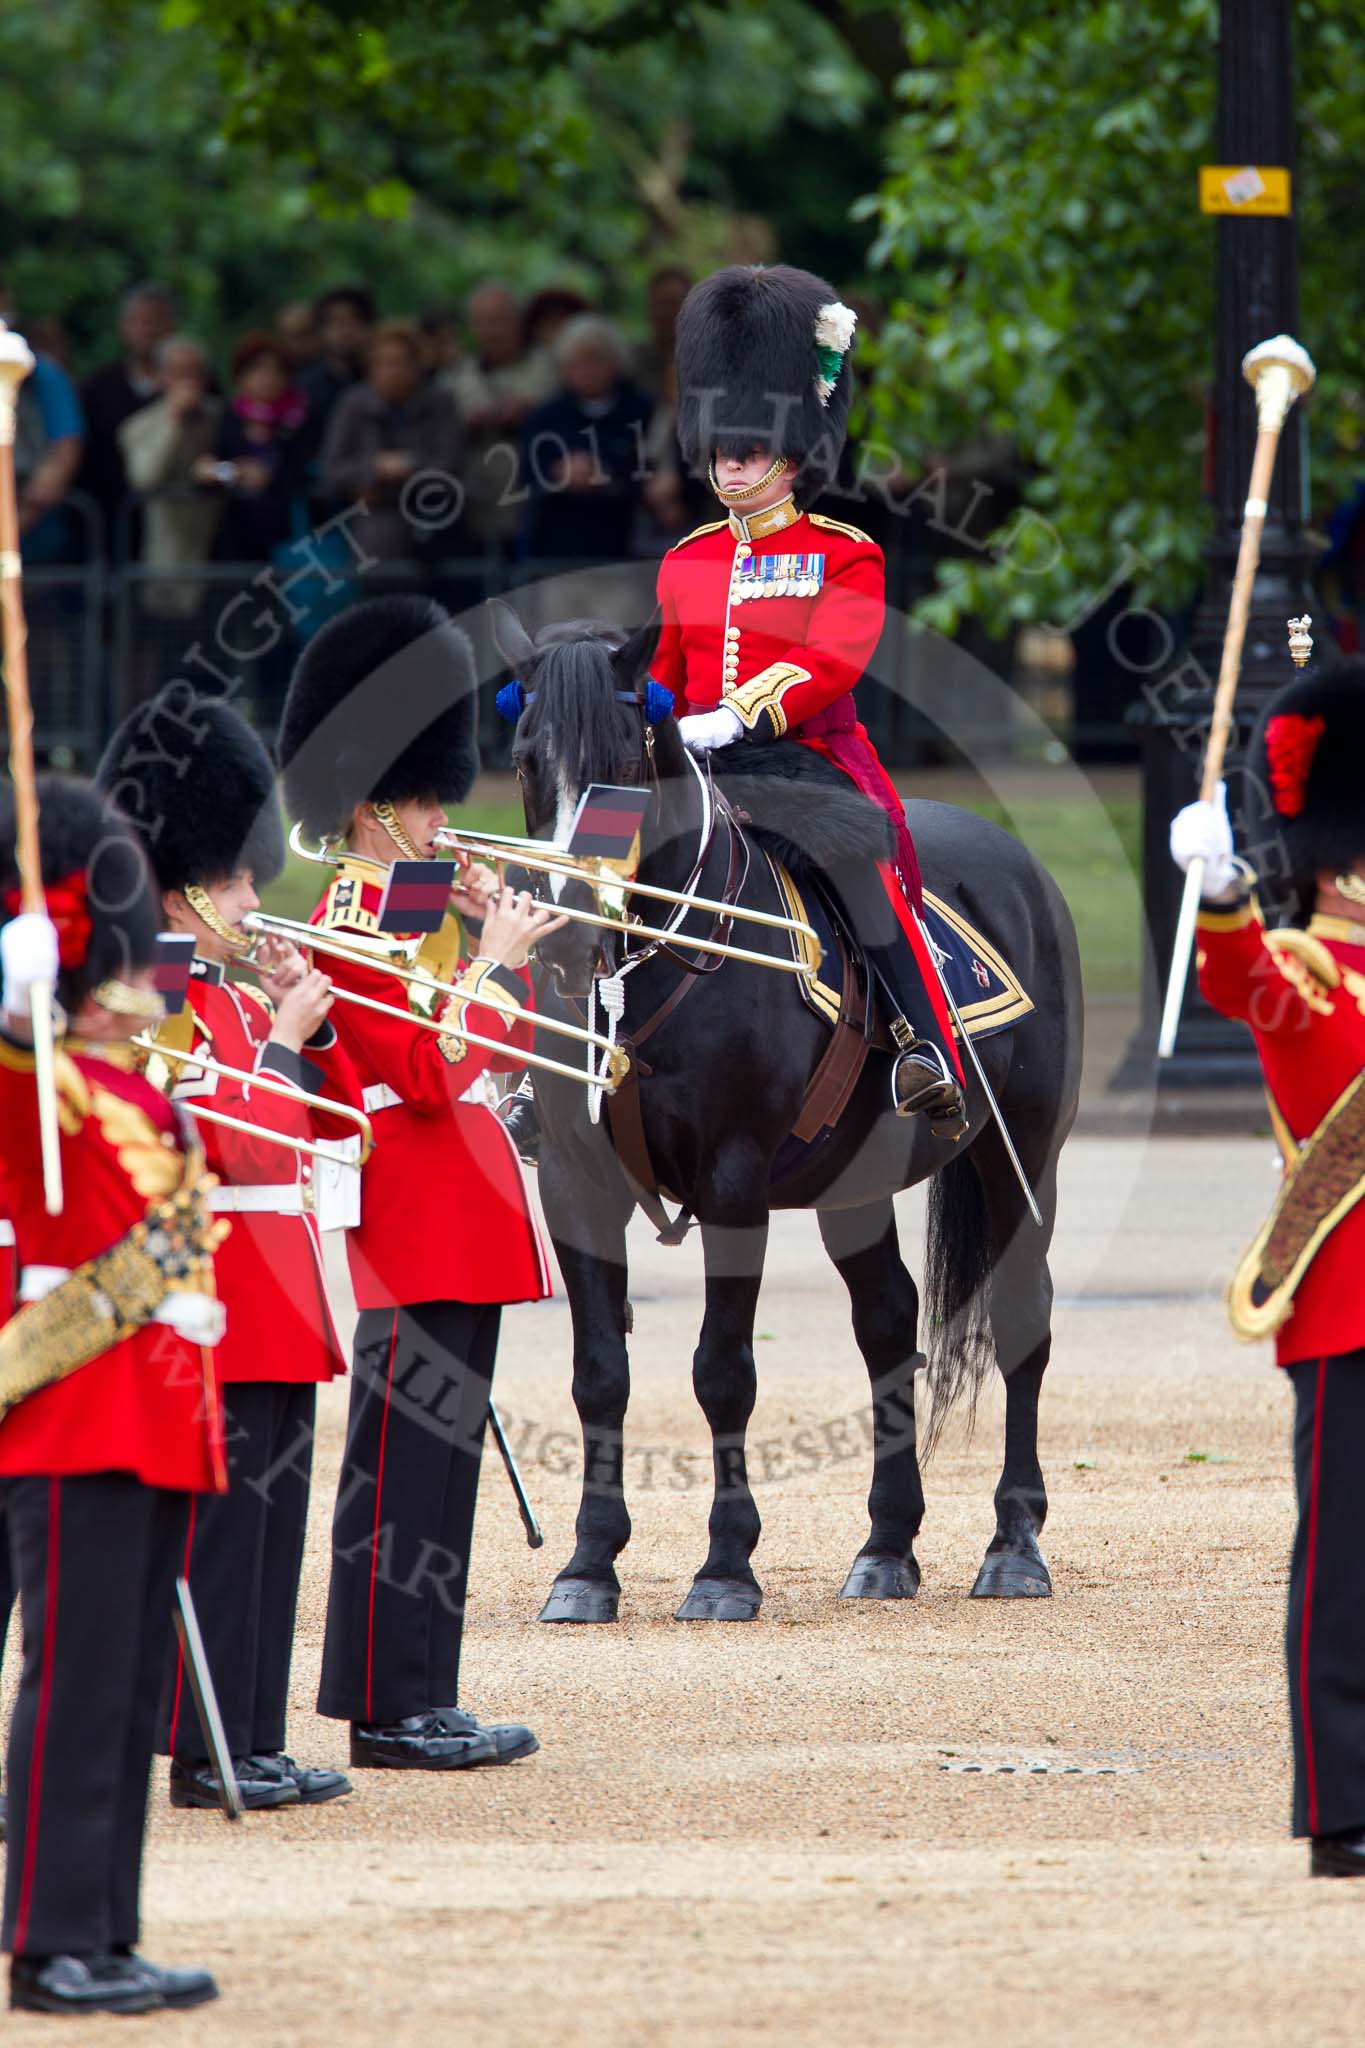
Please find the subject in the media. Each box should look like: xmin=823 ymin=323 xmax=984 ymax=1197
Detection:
xmin=767 ymin=861 xmax=1033 ymax=1042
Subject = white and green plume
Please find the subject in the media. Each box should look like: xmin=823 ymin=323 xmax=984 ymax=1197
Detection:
xmin=814 ymin=301 xmax=857 ymax=406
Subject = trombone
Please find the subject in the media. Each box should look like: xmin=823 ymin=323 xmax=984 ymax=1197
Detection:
xmin=240 ymin=912 xmax=631 ymax=1093
xmin=133 ymin=1032 xmax=377 ymax=1164
xmin=287 ymin=819 xmax=819 ymax=981
xmin=433 ymin=823 xmax=824 ymax=964
xmin=179 ymin=1103 xmax=354 ymax=1166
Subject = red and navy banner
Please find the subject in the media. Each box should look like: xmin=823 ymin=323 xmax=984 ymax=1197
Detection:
xmin=377 ymin=859 xmax=456 ymax=934
xmin=567 ymin=785 xmax=652 ymax=865
xmin=154 ymin=932 xmax=197 ymax=1013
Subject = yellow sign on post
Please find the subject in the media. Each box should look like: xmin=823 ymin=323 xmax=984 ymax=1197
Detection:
xmin=1199 ymin=165 xmax=1292 ymax=216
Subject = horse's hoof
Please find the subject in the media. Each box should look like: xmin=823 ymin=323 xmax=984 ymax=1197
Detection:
xmin=538 ymin=1577 xmax=620 ymax=1623
xmin=675 ymin=1578 xmax=762 ymax=1622
xmin=969 ymin=1547 xmax=1052 ymax=1598
xmin=839 ymin=1554 xmax=920 ymax=1600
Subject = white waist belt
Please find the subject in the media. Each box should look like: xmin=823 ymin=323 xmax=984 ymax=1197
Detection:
xmin=362 ymin=1078 xmax=496 ymax=1112
xmin=18 ymin=1266 xmax=227 ymax=1346
xmin=362 ymin=1083 xmax=404 ymax=1114
xmin=208 ymin=1184 xmax=309 ymax=1216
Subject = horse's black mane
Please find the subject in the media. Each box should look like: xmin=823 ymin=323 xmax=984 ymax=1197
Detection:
xmin=513 ymin=620 xmax=635 ymax=794
xmin=712 ymin=739 xmax=895 ymax=870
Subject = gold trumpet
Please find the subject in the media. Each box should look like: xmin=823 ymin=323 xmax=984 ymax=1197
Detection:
xmin=134 ymin=1029 xmax=376 ymax=1163
xmin=241 ymin=912 xmax=631 ymax=1092
xmin=432 ymin=822 xmax=824 ymax=965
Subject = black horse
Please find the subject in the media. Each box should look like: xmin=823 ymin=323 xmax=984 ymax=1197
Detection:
xmin=493 ymin=604 xmax=1083 ymax=1623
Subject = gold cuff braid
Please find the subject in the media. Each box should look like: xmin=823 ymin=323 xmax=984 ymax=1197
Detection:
xmin=0 ymin=1173 xmax=228 ymax=1422
xmin=726 ymin=662 xmax=811 ymax=737
xmin=435 ymin=957 xmax=521 ymax=1066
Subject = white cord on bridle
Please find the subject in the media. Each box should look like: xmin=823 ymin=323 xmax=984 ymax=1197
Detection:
xmin=585 ymin=751 xmax=715 ymax=1125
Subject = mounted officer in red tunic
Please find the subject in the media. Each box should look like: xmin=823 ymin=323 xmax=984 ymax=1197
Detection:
xmin=98 ymin=691 xmax=363 ymax=1815
xmin=656 ymin=263 xmax=966 ymax=1133
xmin=1172 ymin=650 xmax=1365 ymax=1878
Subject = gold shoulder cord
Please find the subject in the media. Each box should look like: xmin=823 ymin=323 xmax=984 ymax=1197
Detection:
xmin=1228 ymin=1068 xmax=1365 ymax=1339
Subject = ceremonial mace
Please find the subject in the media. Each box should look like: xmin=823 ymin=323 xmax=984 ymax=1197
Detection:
xmin=1157 ymin=334 xmax=1316 ymax=1059
xmin=0 ymin=320 xmax=62 ymax=1211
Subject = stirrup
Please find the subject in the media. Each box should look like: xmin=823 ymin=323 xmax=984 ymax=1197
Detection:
xmin=891 ymin=1041 xmax=968 ymax=1138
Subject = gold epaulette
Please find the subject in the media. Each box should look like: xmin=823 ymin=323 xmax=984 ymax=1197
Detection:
xmin=809 ymin=513 xmax=876 ymax=546
xmin=0 ymin=1039 xmax=91 ymax=1134
xmin=317 ymin=867 xmax=382 ymax=939
xmin=669 ymin=520 xmax=727 ymax=552
xmin=1266 ymin=926 xmax=1340 ymax=993
xmin=235 ymin=983 xmax=274 ymax=1025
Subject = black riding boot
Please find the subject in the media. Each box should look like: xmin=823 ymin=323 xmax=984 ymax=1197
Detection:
xmin=827 ymin=862 xmax=968 ymax=1139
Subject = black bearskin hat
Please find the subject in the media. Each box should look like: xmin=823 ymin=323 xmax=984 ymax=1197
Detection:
xmin=675 ymin=264 xmax=857 ymax=508
xmin=1247 ymin=656 xmax=1365 ymax=908
xmin=0 ymin=775 xmax=159 ymax=1013
xmin=96 ymin=688 xmax=284 ymax=894
xmin=278 ymin=595 xmax=479 ymax=840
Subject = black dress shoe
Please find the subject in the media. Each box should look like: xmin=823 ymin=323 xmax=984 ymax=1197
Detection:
xmin=433 ymin=1705 xmax=540 ymax=1765
xmin=249 ymin=1751 xmax=353 ymax=1804
xmin=10 ymin=1953 xmax=164 ymax=2015
xmin=170 ymin=1754 xmax=301 ymax=1810
xmin=350 ymin=1711 xmax=499 ymax=1770
xmin=107 ymin=1950 xmax=219 ymax=2009
xmin=1311 ymin=1827 xmax=1365 ymax=1876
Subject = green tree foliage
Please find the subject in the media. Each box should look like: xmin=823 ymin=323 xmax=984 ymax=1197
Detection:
xmin=0 ymin=0 xmax=876 ymax=368
xmin=862 ymin=0 xmax=1365 ymax=634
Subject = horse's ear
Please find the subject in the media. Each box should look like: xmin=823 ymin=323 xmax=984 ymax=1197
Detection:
xmin=489 ymin=597 xmax=536 ymax=674
xmin=611 ymin=610 xmax=663 ymax=695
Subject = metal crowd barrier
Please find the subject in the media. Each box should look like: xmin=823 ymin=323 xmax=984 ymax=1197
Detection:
xmin=15 ymin=485 xmax=1081 ymax=772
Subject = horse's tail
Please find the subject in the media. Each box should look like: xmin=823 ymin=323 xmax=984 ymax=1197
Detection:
xmin=922 ymin=1152 xmax=996 ymax=1455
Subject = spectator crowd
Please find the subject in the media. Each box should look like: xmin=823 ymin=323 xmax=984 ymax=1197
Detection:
xmin=0 ymin=269 xmax=705 ymax=582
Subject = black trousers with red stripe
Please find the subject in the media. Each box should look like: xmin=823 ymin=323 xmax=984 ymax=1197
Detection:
xmin=158 ymin=1381 xmax=316 ymax=1762
xmin=318 ymin=1300 xmax=499 ymax=1725
xmin=1286 ymin=1351 xmax=1365 ymax=1838
xmin=0 ymin=1473 xmax=187 ymax=1958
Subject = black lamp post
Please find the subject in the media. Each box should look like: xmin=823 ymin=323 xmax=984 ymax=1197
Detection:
xmin=1119 ymin=0 xmax=1318 ymax=1090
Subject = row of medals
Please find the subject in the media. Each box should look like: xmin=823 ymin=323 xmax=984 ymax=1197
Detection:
xmin=730 ymin=550 xmax=826 ymax=602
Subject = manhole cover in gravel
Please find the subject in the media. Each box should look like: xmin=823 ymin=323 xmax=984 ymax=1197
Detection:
xmin=937 ymin=1754 xmax=1140 ymax=1777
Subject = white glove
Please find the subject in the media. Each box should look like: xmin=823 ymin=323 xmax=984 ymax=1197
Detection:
xmin=678 ymin=706 xmax=743 ymax=754
xmin=1170 ymin=782 xmax=1240 ymax=900
xmin=2 ymin=912 xmax=60 ymax=1014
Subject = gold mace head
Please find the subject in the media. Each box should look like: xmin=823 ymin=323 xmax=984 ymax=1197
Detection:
xmin=0 ymin=318 xmax=34 ymax=386
xmin=0 ymin=319 xmax=34 ymax=452
xmin=1287 ymin=615 xmax=1313 ymax=668
xmin=1242 ymin=333 xmax=1317 ymax=432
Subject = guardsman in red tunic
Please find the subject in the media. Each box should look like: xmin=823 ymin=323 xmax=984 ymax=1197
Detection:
xmin=279 ymin=595 xmax=564 ymax=1771
xmin=655 ymin=263 xmax=967 ymax=1133
xmin=0 ymin=777 xmax=222 ymax=2015
xmin=99 ymin=692 xmax=363 ymax=1813
xmin=0 ymin=1213 xmax=12 ymax=1840
xmin=1171 ymin=652 xmax=1365 ymax=1877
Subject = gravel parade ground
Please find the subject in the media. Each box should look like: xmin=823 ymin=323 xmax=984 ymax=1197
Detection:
xmin=6 ymin=1129 xmax=1359 ymax=2047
